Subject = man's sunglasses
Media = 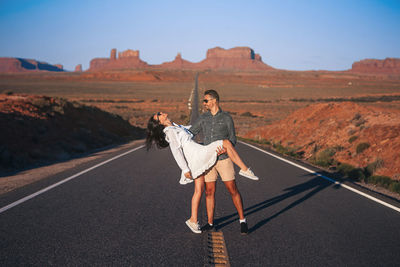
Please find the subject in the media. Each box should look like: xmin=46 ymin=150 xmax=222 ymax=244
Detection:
xmin=203 ymin=99 xmax=213 ymax=103
xmin=155 ymin=112 xmax=162 ymax=121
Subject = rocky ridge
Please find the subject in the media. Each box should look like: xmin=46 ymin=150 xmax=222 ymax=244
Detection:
xmin=2 ymin=48 xmax=400 ymax=74
xmin=89 ymin=46 xmax=273 ymax=71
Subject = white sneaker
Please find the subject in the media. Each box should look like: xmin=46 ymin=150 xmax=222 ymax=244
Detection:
xmin=185 ymin=219 xmax=201 ymax=234
xmin=239 ymin=168 xmax=259 ymax=180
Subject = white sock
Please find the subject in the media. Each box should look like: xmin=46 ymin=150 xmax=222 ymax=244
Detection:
xmin=239 ymin=218 xmax=246 ymax=223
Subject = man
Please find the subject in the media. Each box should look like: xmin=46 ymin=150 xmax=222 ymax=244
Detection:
xmin=190 ymin=89 xmax=258 ymax=235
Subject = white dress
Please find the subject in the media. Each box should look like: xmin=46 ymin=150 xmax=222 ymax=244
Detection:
xmin=163 ymin=123 xmax=223 ymax=184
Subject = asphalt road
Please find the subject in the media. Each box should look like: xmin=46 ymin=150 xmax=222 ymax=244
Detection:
xmin=1 ymin=139 xmax=400 ymax=266
xmin=190 ymin=72 xmax=200 ymax=124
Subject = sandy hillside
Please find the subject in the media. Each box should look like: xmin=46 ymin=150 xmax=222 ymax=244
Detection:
xmin=245 ymin=102 xmax=400 ymax=180
xmin=0 ymin=94 xmax=144 ymax=174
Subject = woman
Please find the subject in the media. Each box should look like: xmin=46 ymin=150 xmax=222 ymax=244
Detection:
xmin=146 ymin=112 xmax=258 ymax=233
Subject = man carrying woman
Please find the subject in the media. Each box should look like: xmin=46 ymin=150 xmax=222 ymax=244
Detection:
xmin=190 ymin=89 xmax=258 ymax=235
xmin=146 ymin=90 xmax=258 ymax=234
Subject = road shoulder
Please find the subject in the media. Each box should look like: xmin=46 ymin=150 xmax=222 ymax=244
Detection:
xmin=0 ymin=140 xmax=145 ymax=196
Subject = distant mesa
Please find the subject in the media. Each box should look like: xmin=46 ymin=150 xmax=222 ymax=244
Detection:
xmin=350 ymin=58 xmax=400 ymax=74
xmin=0 ymin=57 xmax=64 ymax=73
xmin=198 ymin=47 xmax=272 ymax=70
xmin=88 ymin=46 xmax=274 ymax=71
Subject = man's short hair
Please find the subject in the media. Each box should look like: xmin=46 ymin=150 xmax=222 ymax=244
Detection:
xmin=204 ymin=89 xmax=219 ymax=102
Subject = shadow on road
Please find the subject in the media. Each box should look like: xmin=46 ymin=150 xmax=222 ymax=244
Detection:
xmin=214 ymin=172 xmax=338 ymax=233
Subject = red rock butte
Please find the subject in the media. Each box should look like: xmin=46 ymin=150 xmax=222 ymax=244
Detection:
xmin=89 ymin=47 xmax=274 ymax=71
xmin=74 ymin=64 xmax=83 ymax=72
xmin=89 ymin=49 xmax=149 ymax=71
xmin=350 ymin=58 xmax=400 ymax=74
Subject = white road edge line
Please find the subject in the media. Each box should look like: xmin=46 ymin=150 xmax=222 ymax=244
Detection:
xmin=239 ymin=141 xmax=400 ymax=213
xmin=0 ymin=145 xmax=145 ymax=214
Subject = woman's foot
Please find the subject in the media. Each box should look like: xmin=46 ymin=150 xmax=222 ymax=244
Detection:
xmin=239 ymin=168 xmax=259 ymax=180
xmin=185 ymin=219 xmax=201 ymax=234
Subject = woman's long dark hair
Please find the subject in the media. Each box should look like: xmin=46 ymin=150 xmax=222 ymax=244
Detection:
xmin=146 ymin=115 xmax=169 ymax=150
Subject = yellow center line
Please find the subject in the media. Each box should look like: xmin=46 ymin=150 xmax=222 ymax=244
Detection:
xmin=205 ymin=231 xmax=231 ymax=267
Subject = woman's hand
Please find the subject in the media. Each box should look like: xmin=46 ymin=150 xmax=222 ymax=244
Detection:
xmin=216 ymin=146 xmax=227 ymax=156
xmin=184 ymin=171 xmax=193 ymax=179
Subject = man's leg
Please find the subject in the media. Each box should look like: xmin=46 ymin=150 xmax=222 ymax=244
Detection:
xmin=217 ymin=158 xmax=244 ymax=219
xmin=219 ymin=158 xmax=248 ymax=234
xmin=201 ymin=165 xmax=218 ymax=231
xmin=223 ymin=180 xmax=245 ymax=220
xmin=204 ymin=181 xmax=216 ymax=224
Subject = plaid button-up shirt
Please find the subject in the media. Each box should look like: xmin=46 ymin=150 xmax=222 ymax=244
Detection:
xmin=189 ymin=108 xmax=236 ymax=161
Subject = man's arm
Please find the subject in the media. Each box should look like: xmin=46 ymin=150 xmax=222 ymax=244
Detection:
xmin=226 ymin=114 xmax=237 ymax=146
xmin=189 ymin=116 xmax=202 ymax=136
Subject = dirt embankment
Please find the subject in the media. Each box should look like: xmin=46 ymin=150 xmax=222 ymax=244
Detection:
xmin=245 ymin=102 xmax=400 ymax=180
xmin=0 ymin=94 xmax=145 ymax=175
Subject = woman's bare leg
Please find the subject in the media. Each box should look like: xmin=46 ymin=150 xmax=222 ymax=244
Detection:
xmin=223 ymin=140 xmax=248 ymax=171
xmin=190 ymin=175 xmax=205 ymax=223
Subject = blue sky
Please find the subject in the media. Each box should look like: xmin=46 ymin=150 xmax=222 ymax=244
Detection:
xmin=1 ymin=0 xmax=399 ymax=71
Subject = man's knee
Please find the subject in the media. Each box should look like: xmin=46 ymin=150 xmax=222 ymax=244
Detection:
xmin=225 ymin=181 xmax=239 ymax=196
xmin=205 ymin=182 xmax=216 ymax=197
xmin=205 ymin=188 xmax=215 ymax=197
